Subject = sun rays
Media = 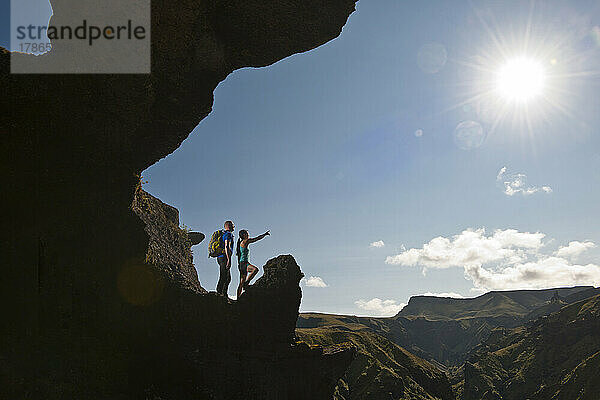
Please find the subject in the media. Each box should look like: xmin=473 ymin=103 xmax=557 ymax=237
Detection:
xmin=442 ymin=1 xmax=600 ymax=149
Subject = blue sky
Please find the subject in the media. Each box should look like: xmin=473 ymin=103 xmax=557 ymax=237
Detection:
xmin=4 ymin=1 xmax=600 ymax=315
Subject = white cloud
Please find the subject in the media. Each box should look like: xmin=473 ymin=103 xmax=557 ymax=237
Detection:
xmin=555 ymin=241 xmax=596 ymax=259
xmin=385 ymin=228 xmax=544 ymax=269
xmin=465 ymin=257 xmax=600 ymax=291
xmin=370 ymin=240 xmax=385 ymax=248
xmin=496 ymin=166 xmax=508 ymax=181
xmin=497 ymin=166 xmax=552 ymax=196
xmin=355 ymin=298 xmax=406 ymax=316
xmin=386 ymin=228 xmax=600 ymax=292
xmin=419 ymin=292 xmax=464 ymax=298
xmin=302 ymin=276 xmax=328 ymax=288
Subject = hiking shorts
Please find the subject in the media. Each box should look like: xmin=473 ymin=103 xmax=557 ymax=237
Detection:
xmin=238 ymin=260 xmax=249 ymax=275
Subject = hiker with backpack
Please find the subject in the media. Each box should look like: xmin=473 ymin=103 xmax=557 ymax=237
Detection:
xmin=208 ymin=220 xmax=235 ymax=297
xmin=236 ymin=229 xmax=270 ymax=298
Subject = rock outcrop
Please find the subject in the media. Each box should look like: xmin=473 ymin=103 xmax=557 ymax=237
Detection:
xmin=188 ymin=232 xmax=205 ymax=246
xmin=132 ymin=188 xmax=204 ymax=292
xmin=1 ymin=0 xmax=357 ymax=398
xmin=3 ymin=185 xmax=356 ymax=399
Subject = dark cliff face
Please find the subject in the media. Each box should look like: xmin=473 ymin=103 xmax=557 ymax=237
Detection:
xmin=1 ymin=1 xmax=357 ymax=398
xmin=3 ymin=187 xmax=356 ymax=399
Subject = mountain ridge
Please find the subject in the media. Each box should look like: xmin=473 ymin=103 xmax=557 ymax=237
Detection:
xmin=397 ymin=286 xmax=596 ymax=321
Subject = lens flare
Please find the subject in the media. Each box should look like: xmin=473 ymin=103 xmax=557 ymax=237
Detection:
xmin=495 ymin=57 xmax=546 ymax=103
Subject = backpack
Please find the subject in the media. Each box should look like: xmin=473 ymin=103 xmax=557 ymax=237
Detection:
xmin=208 ymin=230 xmax=225 ymax=258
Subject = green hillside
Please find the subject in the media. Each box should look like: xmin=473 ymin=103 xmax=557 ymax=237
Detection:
xmin=297 ymin=328 xmax=454 ymax=400
xmin=299 ymin=287 xmax=599 ymax=367
xmin=298 ymin=287 xmax=600 ymax=400
xmin=460 ymin=295 xmax=600 ymax=400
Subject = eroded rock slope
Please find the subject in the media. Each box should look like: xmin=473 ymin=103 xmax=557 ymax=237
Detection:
xmin=460 ymin=295 xmax=600 ymax=400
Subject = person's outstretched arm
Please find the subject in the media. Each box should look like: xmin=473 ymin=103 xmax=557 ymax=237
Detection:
xmin=248 ymin=231 xmax=270 ymax=244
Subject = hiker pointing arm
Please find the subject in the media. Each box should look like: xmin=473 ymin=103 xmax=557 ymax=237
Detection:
xmin=248 ymin=230 xmax=270 ymax=244
xmin=236 ymin=230 xmax=270 ymax=298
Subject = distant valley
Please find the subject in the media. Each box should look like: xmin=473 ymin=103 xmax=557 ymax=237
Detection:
xmin=297 ymin=286 xmax=600 ymax=399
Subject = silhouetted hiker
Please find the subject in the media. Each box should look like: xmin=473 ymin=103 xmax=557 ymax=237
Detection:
xmin=209 ymin=220 xmax=235 ymax=297
xmin=236 ymin=229 xmax=270 ymax=298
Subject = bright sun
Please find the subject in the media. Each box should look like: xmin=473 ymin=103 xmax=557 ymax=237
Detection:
xmin=495 ymin=57 xmax=546 ymax=103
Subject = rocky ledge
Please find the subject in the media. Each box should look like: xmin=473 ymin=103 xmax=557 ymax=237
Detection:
xmin=3 ymin=186 xmax=356 ymax=399
xmin=132 ymin=193 xmax=356 ymax=399
xmin=129 ymin=189 xmax=356 ymax=399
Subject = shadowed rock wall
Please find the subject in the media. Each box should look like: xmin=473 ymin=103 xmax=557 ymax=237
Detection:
xmin=1 ymin=0 xmax=357 ymax=398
